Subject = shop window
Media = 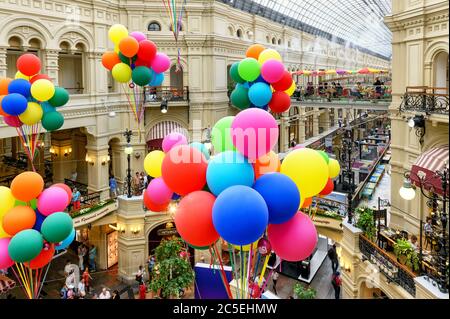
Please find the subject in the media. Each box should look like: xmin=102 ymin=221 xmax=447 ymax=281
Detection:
xmin=148 ymin=22 xmax=161 ymax=31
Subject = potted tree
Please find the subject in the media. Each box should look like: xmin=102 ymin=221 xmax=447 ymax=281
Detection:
xmin=355 ymin=207 xmax=377 ymax=241
xmin=293 ymin=283 xmax=316 ymax=299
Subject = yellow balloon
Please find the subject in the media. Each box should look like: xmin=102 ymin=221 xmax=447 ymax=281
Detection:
xmin=109 ymin=24 xmax=129 ymax=45
xmin=233 ymin=241 xmax=258 ymax=252
xmin=258 ymin=49 xmax=282 ymax=64
xmin=0 ymin=186 xmax=15 ymax=217
xmin=111 ymin=63 xmax=132 ymax=83
xmin=114 ymin=44 xmax=120 ymax=54
xmin=144 ymin=150 xmax=165 ymax=178
xmin=328 ymin=158 xmax=341 ymax=179
xmin=285 ymin=81 xmax=296 ymax=96
xmin=18 ymin=102 xmax=43 ymax=125
xmin=15 ymin=71 xmax=30 ymax=80
xmin=31 ymin=79 xmax=55 ymax=102
xmin=281 ymin=148 xmax=329 ymax=198
xmin=0 ymin=223 xmax=10 ymax=239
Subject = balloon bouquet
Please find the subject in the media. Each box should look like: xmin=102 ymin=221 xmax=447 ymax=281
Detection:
xmin=0 ymin=54 xmax=70 ymax=170
xmin=102 ymin=24 xmax=171 ymax=136
xmin=141 ymin=45 xmax=341 ymax=299
xmin=0 ymin=172 xmax=75 ymax=299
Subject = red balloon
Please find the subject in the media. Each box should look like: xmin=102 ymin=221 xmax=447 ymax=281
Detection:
xmin=134 ymin=59 xmax=152 ymax=68
xmin=268 ymin=91 xmax=291 ymax=113
xmin=319 ymin=178 xmax=334 ymax=196
xmin=137 ymin=40 xmax=157 ymax=62
xmin=143 ymin=190 xmax=169 ymax=212
xmin=17 ymin=53 xmax=41 ymax=76
xmin=271 ymin=71 xmax=293 ymax=91
xmin=301 ymin=197 xmax=313 ymax=208
xmin=174 ymin=191 xmax=219 ymax=247
xmin=161 ymin=145 xmax=208 ymax=196
xmin=30 ymin=74 xmax=51 ymax=84
xmin=24 ymin=243 xmax=55 ymax=269
xmin=52 ymin=183 xmax=73 ymax=205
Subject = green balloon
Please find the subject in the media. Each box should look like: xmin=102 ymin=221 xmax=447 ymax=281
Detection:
xmin=8 ymin=229 xmax=43 ymax=263
xmin=15 ymin=198 xmax=37 ymax=209
xmin=190 ymin=142 xmax=210 ymax=160
xmin=238 ymin=58 xmax=261 ymax=82
xmin=132 ymin=66 xmax=152 ymax=87
xmin=230 ymin=86 xmax=250 ymax=110
xmin=211 ymin=116 xmax=236 ymax=153
xmin=230 ymin=62 xmax=245 ymax=84
xmin=48 ymin=87 xmax=70 ymax=107
xmin=41 ymin=212 xmax=73 ymax=243
xmin=118 ymin=52 xmax=137 ymax=65
xmin=42 ymin=111 xmax=64 ymax=132
xmin=318 ymin=150 xmax=330 ymax=164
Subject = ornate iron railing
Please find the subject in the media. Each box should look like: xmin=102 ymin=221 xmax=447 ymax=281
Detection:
xmin=143 ymin=86 xmax=189 ymax=102
xmin=399 ymin=87 xmax=449 ymax=115
xmin=359 ymin=234 xmax=416 ymax=297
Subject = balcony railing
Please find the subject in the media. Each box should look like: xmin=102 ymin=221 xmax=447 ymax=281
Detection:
xmin=359 ymin=234 xmax=416 ymax=297
xmin=399 ymin=87 xmax=449 ymax=115
xmin=143 ymin=86 xmax=189 ymax=103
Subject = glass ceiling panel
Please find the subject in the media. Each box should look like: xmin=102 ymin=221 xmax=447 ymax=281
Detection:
xmin=224 ymin=0 xmax=392 ymax=58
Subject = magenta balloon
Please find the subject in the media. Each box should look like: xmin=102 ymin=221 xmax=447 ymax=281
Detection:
xmin=162 ymin=132 xmax=188 ymax=153
xmin=268 ymin=212 xmax=318 ymax=262
xmin=130 ymin=31 xmax=147 ymax=42
xmin=231 ymin=108 xmax=279 ymax=161
xmin=0 ymin=238 xmax=14 ymax=269
xmin=151 ymin=53 xmax=171 ymax=73
xmin=37 ymin=187 xmax=69 ymax=216
xmin=261 ymin=59 xmax=285 ymax=83
xmin=145 ymin=177 xmax=173 ymax=205
xmin=3 ymin=116 xmax=22 ymax=128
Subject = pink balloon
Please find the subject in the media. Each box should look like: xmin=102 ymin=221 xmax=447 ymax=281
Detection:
xmin=261 ymin=59 xmax=285 ymax=83
xmin=162 ymin=132 xmax=188 ymax=153
xmin=130 ymin=31 xmax=147 ymax=42
xmin=37 ymin=187 xmax=69 ymax=216
xmin=0 ymin=238 xmax=14 ymax=269
xmin=231 ymin=108 xmax=279 ymax=161
xmin=145 ymin=177 xmax=173 ymax=205
xmin=3 ymin=116 xmax=22 ymax=128
xmin=151 ymin=53 xmax=171 ymax=73
xmin=268 ymin=212 xmax=318 ymax=262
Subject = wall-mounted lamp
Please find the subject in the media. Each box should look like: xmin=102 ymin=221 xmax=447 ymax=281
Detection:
xmin=109 ymin=224 xmax=125 ymax=233
xmin=134 ymin=152 xmax=141 ymax=159
xmin=160 ymin=100 xmax=168 ymax=114
xmin=85 ymin=154 xmax=94 ymax=166
xmin=399 ymin=173 xmax=416 ymax=201
xmin=64 ymin=147 xmax=72 ymax=157
xmin=102 ymin=155 xmax=111 ymax=166
xmin=131 ymin=226 xmax=140 ymax=235
xmin=407 ymin=114 xmax=426 ymax=146
xmin=50 ymin=147 xmax=57 ymax=157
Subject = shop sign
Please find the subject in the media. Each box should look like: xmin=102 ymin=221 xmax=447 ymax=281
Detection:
xmin=73 ymin=201 xmax=119 ymax=228
xmin=157 ymin=228 xmax=178 ymax=236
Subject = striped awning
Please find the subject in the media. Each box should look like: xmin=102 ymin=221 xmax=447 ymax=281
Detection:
xmin=146 ymin=121 xmax=189 ymax=141
xmin=410 ymin=145 xmax=449 ymax=196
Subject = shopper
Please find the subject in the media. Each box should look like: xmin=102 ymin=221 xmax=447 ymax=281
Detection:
xmin=139 ymin=282 xmax=147 ymax=299
xmin=147 ymin=256 xmax=155 ymax=282
xmin=331 ymin=271 xmax=342 ymax=299
xmin=65 ymin=269 xmax=76 ymax=289
xmin=72 ymin=188 xmax=81 ymax=211
xmin=78 ymin=244 xmax=85 ymax=271
xmin=112 ymin=290 xmax=121 ymax=300
xmin=64 ymin=260 xmax=72 ymax=277
xmin=78 ymin=279 xmax=86 ymax=298
xmin=99 ymin=287 xmax=111 ymax=299
xmin=109 ymin=175 xmax=117 ymax=198
xmin=136 ymin=265 xmax=145 ymax=284
xmin=89 ymin=245 xmax=97 ymax=272
xmin=327 ymin=244 xmax=339 ymax=273
xmin=82 ymin=268 xmax=93 ymax=294
xmin=82 ymin=244 xmax=89 ymax=270
xmin=271 ymin=271 xmax=279 ymax=295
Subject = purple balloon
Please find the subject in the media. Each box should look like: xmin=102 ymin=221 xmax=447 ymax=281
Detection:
xmin=3 ymin=115 xmax=22 ymax=128
xmin=130 ymin=31 xmax=147 ymax=42
xmin=162 ymin=132 xmax=188 ymax=153
xmin=37 ymin=187 xmax=69 ymax=216
xmin=145 ymin=177 xmax=173 ymax=205
xmin=151 ymin=53 xmax=171 ymax=73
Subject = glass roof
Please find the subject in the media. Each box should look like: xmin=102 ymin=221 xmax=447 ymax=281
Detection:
xmin=221 ymin=0 xmax=392 ymax=59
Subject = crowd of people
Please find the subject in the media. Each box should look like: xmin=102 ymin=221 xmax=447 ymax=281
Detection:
xmin=109 ymin=172 xmax=152 ymax=198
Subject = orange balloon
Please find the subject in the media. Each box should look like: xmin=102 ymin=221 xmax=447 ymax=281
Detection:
xmin=254 ymin=151 xmax=281 ymax=179
xmin=119 ymin=36 xmax=139 ymax=58
xmin=246 ymin=44 xmax=266 ymax=60
xmin=2 ymin=206 xmax=36 ymax=236
xmin=102 ymin=51 xmax=121 ymax=71
xmin=25 ymin=243 xmax=55 ymax=269
xmin=0 ymin=78 xmax=12 ymax=95
xmin=301 ymin=197 xmax=313 ymax=208
xmin=10 ymin=172 xmax=44 ymax=202
xmin=0 ymin=95 xmax=7 ymax=116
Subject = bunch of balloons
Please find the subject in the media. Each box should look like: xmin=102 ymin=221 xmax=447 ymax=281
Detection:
xmin=102 ymin=24 xmax=170 ymax=125
xmin=0 ymin=172 xmax=75 ymax=299
xmin=0 ymin=54 xmax=70 ymax=165
xmin=229 ymin=44 xmax=295 ymax=113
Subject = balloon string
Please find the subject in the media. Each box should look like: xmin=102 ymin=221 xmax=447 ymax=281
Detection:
xmin=10 ymin=265 xmax=30 ymax=298
xmin=19 ymin=263 xmax=32 ymax=299
xmin=246 ymin=245 xmax=253 ymax=299
xmin=258 ymin=255 xmax=270 ymax=287
xmin=229 ymin=246 xmax=240 ymax=299
xmin=29 ymin=266 xmax=34 ymax=299
xmin=213 ymin=242 xmax=233 ymax=299
xmin=259 ymin=263 xmax=280 ymax=298
xmin=253 ymin=253 xmax=261 ymax=283
xmin=37 ymin=262 xmax=52 ymax=299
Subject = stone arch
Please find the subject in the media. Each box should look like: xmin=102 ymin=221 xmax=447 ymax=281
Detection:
xmin=355 ymin=273 xmax=396 ymax=299
xmin=148 ymin=21 xmax=162 ymax=32
xmin=145 ymin=119 xmax=189 ymax=151
xmin=228 ymin=25 xmax=235 ymax=37
xmin=145 ymin=218 xmax=173 ymax=239
xmin=54 ymin=27 xmax=95 ymax=52
xmin=7 ymin=35 xmax=24 ymax=48
xmin=424 ymin=41 xmax=448 ymax=64
xmin=0 ymin=16 xmax=52 ymax=47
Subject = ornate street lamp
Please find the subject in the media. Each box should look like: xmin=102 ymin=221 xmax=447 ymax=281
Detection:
xmin=339 ymin=124 xmax=356 ymax=224
xmin=123 ymin=129 xmax=134 ymax=198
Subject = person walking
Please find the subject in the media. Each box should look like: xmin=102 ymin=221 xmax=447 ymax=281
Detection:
xmin=82 ymin=268 xmax=93 ymax=294
xmin=271 ymin=271 xmax=279 ymax=295
xmin=147 ymin=256 xmax=155 ymax=282
xmin=331 ymin=271 xmax=342 ymax=299
xmin=109 ymin=175 xmax=117 ymax=198
xmin=89 ymin=245 xmax=97 ymax=272
xmin=77 ymin=245 xmax=85 ymax=271
xmin=327 ymin=244 xmax=339 ymax=273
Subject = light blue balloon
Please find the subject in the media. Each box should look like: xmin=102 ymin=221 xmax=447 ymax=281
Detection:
xmin=248 ymin=82 xmax=272 ymax=107
xmin=237 ymin=82 xmax=250 ymax=89
xmin=206 ymin=151 xmax=255 ymax=196
xmin=55 ymin=228 xmax=76 ymax=251
xmin=149 ymin=71 xmax=164 ymax=86
xmin=41 ymin=102 xmax=56 ymax=113
xmin=190 ymin=142 xmax=210 ymax=160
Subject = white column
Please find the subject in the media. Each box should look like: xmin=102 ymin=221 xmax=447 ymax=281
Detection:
xmin=45 ymin=49 xmax=60 ymax=85
xmin=0 ymin=46 xmax=7 ymax=78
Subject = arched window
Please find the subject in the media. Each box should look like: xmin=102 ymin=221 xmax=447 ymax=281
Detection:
xmin=277 ymin=39 xmax=282 ymax=45
xmin=236 ymin=29 xmax=242 ymax=38
xmin=148 ymin=22 xmax=161 ymax=31
xmin=272 ymin=37 xmax=276 ymax=45
xmin=170 ymin=64 xmax=183 ymax=90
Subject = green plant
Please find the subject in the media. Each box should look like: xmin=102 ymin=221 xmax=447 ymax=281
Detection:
xmin=355 ymin=207 xmax=376 ymax=241
xmin=293 ymin=283 xmax=316 ymax=299
xmin=393 ymin=239 xmax=419 ymax=272
xmin=149 ymin=237 xmax=194 ymax=299
xmin=70 ymin=199 xmax=115 ymax=218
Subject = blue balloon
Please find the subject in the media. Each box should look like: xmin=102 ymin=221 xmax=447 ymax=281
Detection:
xmin=190 ymin=142 xmax=210 ymax=160
xmin=32 ymin=209 xmax=46 ymax=232
xmin=8 ymin=79 xmax=31 ymax=98
xmin=206 ymin=151 xmax=255 ymax=196
xmin=212 ymin=185 xmax=268 ymax=246
xmin=253 ymin=173 xmax=300 ymax=224
xmin=55 ymin=228 xmax=76 ymax=251
xmin=149 ymin=70 xmax=164 ymax=86
xmin=41 ymin=102 xmax=56 ymax=113
xmin=248 ymin=82 xmax=272 ymax=107
xmin=1 ymin=93 xmax=28 ymax=115
xmin=250 ymin=75 xmax=268 ymax=86
xmin=237 ymin=82 xmax=250 ymax=89
xmin=171 ymin=193 xmax=181 ymax=200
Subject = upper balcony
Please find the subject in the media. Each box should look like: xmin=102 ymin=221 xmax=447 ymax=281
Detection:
xmin=142 ymin=86 xmax=190 ymax=109
xmin=399 ymin=87 xmax=449 ymax=116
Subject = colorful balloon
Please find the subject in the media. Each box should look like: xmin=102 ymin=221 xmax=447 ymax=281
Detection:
xmin=48 ymin=87 xmax=70 ymax=107
xmin=143 ymin=189 xmax=169 ymax=212
xmin=109 ymin=24 xmax=129 ymax=45
xmin=144 ymin=150 xmax=165 ymax=178
xmin=189 ymin=142 xmax=210 ymax=160
xmin=2 ymin=115 xmax=23 ymax=128
xmin=0 ymin=186 xmax=16 ymax=217
xmin=1 ymin=93 xmax=28 ymax=115
xmin=253 ymin=151 xmax=280 ymax=179
xmin=37 ymin=187 xmax=69 ymax=216
xmin=30 ymin=79 xmax=55 ymax=102
xmin=41 ymin=111 xmax=64 ymax=131
xmin=8 ymin=79 xmax=31 ymax=98
xmin=0 ymin=238 xmax=14 ymax=269
xmin=130 ymin=31 xmax=147 ymax=42
xmin=101 ymin=51 xmax=121 ymax=71
xmin=285 ymin=81 xmax=296 ymax=96
xmin=10 ymin=172 xmax=44 ymax=202
xmin=211 ymin=116 xmax=236 ymax=153
xmin=32 ymin=209 xmax=46 ymax=232
xmin=230 ymin=85 xmax=250 ymax=110
xmin=0 ymin=77 xmax=12 ymax=95
xmin=8 ymin=229 xmax=43 ymax=263
xmin=119 ymin=36 xmax=139 ymax=58
xmin=149 ymin=71 xmax=164 ymax=86
xmin=272 ymin=71 xmax=293 ymax=91
xmin=2 ymin=206 xmax=36 ymax=236
xmin=145 ymin=178 xmax=173 ymax=205
xmin=229 ymin=62 xmax=245 ymax=84
xmin=301 ymin=197 xmax=313 ymax=208
xmin=257 ymin=238 xmax=272 ymax=256
xmin=328 ymin=158 xmax=341 ymax=179
xmin=17 ymin=53 xmax=41 ymax=76
xmin=162 ymin=132 xmax=188 ymax=153
xmin=55 ymin=228 xmax=75 ymax=251
xmin=25 ymin=243 xmax=55 ymax=269
xmin=152 ymin=52 xmax=171 ymax=73
xmin=40 ymin=212 xmax=73 ymax=243
xmin=319 ymin=178 xmax=334 ymax=196
xmin=132 ymin=66 xmax=152 ymax=86
xmin=111 ymin=63 xmax=132 ymax=83
xmin=246 ymin=44 xmax=266 ymax=60
xmin=261 ymin=59 xmax=285 ymax=83
xmin=248 ymin=82 xmax=272 ymax=107
xmin=137 ymin=40 xmax=157 ymax=62
xmin=258 ymin=49 xmax=282 ymax=64
xmin=238 ymin=58 xmax=261 ymax=82
xmin=18 ymin=102 xmax=43 ymax=125
xmin=30 ymin=74 xmax=51 ymax=84
xmin=268 ymin=91 xmax=291 ymax=113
